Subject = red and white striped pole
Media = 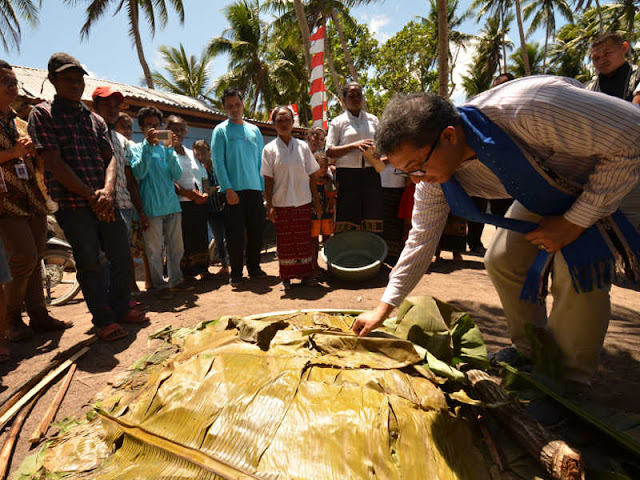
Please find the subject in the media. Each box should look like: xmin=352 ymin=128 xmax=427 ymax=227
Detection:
xmin=309 ymin=25 xmax=327 ymax=131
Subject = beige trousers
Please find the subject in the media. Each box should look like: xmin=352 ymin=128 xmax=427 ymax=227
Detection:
xmin=484 ymin=201 xmax=611 ymax=384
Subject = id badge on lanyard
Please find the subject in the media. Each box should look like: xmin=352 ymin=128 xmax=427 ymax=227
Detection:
xmin=14 ymin=160 xmax=29 ymax=180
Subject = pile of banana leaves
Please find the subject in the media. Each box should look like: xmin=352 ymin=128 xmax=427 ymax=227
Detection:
xmin=16 ymin=297 xmax=501 ymax=479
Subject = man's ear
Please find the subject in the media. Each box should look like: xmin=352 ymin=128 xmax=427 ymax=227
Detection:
xmin=623 ymin=41 xmax=630 ymax=55
xmin=441 ymin=125 xmax=458 ymax=146
xmin=47 ymin=73 xmax=55 ymax=86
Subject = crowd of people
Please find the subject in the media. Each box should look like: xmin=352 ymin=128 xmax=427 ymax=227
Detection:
xmin=0 ymin=31 xmax=638 ymax=403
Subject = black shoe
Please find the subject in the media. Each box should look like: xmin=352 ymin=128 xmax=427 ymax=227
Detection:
xmin=524 ymin=398 xmax=564 ymax=427
xmin=249 ymin=268 xmax=267 ymax=279
xmin=489 ymin=346 xmax=530 ymax=368
xmin=229 ymin=276 xmax=244 ymax=287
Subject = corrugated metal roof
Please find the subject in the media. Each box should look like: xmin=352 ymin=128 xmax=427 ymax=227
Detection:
xmin=13 ymin=65 xmax=225 ymax=117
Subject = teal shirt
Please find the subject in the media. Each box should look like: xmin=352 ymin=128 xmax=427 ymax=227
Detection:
xmin=211 ymin=120 xmax=265 ymax=192
xmin=130 ymin=140 xmax=183 ymax=217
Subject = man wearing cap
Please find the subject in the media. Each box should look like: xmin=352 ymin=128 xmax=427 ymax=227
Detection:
xmin=28 ymin=53 xmax=133 ymax=342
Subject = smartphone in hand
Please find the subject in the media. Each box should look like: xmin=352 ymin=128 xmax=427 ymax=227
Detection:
xmin=156 ymin=130 xmax=172 ymax=147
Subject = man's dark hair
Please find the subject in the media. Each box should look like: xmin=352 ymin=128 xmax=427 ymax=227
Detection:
xmin=270 ymin=105 xmax=294 ymax=122
xmin=375 ymin=93 xmax=461 ymax=155
xmin=137 ymin=106 xmax=163 ymax=127
xmin=221 ymin=87 xmax=243 ymax=105
xmin=495 ymin=72 xmax=515 ymax=83
xmin=341 ymin=81 xmax=361 ymax=99
xmin=117 ymin=112 xmax=132 ymax=123
xmin=166 ymin=114 xmax=185 ymax=126
xmin=0 ymin=60 xmax=12 ymax=71
xmin=592 ymin=33 xmax=625 ymax=49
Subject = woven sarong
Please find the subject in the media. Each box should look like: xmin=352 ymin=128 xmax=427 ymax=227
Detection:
xmin=275 ymin=203 xmax=313 ymax=280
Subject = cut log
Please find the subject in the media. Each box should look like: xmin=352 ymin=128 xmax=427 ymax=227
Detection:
xmin=29 ymin=362 xmax=77 ymax=445
xmin=467 ymin=369 xmax=584 ymax=480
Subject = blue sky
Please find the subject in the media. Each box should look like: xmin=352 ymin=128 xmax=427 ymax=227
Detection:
xmin=3 ymin=0 xmax=535 ymax=101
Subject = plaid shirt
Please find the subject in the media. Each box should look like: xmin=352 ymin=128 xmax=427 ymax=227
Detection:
xmin=28 ymin=97 xmax=113 ymax=209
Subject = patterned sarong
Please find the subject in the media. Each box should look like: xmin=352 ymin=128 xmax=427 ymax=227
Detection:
xmin=275 ymin=203 xmax=314 ymax=280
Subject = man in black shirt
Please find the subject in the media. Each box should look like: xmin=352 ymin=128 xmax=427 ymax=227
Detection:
xmin=585 ymin=33 xmax=640 ymax=103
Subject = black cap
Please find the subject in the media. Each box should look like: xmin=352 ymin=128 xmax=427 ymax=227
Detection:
xmin=47 ymin=53 xmax=88 ymax=76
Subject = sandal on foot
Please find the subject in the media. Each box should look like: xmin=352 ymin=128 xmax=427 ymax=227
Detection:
xmin=121 ymin=309 xmax=149 ymax=324
xmin=301 ymin=278 xmax=319 ymax=287
xmin=30 ymin=315 xmax=73 ymax=332
xmin=6 ymin=322 xmax=34 ymax=342
xmin=280 ymin=280 xmax=292 ymax=292
xmin=97 ymin=323 xmax=128 ymax=342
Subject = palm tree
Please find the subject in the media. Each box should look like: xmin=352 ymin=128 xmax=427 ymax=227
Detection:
xmin=438 ymin=0 xmax=448 ymax=98
xmin=461 ymin=61 xmax=495 ymax=98
xmin=208 ymin=0 xmax=283 ymax=117
xmin=0 ymin=0 xmax=39 ymax=52
xmin=264 ymin=0 xmax=313 ymax=73
xmin=509 ymin=42 xmax=545 ymax=76
xmin=514 ymin=0 xmax=532 ymax=75
xmin=573 ymin=0 xmax=604 ymax=34
xmin=523 ymin=0 xmax=573 ymax=71
xmin=65 ymin=0 xmax=185 ymax=89
xmin=151 ymin=44 xmax=215 ymax=103
xmin=471 ymin=0 xmax=512 ymax=73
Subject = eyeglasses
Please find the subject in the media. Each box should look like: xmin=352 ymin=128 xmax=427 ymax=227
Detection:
xmin=393 ymin=130 xmax=443 ymax=178
xmin=0 ymin=77 xmax=20 ymax=89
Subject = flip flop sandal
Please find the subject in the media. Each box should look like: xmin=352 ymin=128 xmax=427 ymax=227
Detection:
xmin=97 ymin=323 xmax=128 ymax=342
xmin=6 ymin=323 xmax=34 ymax=342
xmin=31 ymin=317 xmax=73 ymax=332
xmin=121 ymin=309 xmax=149 ymax=324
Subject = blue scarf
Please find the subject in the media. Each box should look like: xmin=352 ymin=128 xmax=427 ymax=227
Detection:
xmin=441 ymin=106 xmax=640 ymax=303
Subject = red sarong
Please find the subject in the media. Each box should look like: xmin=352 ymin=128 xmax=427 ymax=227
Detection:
xmin=275 ymin=203 xmax=313 ymax=280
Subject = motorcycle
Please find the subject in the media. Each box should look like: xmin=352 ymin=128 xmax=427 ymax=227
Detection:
xmin=42 ymin=215 xmax=81 ymax=306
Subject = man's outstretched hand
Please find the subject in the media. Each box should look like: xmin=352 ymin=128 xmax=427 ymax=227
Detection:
xmin=524 ymin=215 xmax=585 ymax=253
xmin=352 ymin=302 xmax=394 ymax=337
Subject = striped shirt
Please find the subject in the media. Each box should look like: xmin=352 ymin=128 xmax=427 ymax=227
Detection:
xmin=382 ymin=75 xmax=640 ymax=307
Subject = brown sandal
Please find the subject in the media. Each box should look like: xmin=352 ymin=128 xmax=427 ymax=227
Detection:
xmin=97 ymin=323 xmax=128 ymax=342
xmin=30 ymin=314 xmax=73 ymax=332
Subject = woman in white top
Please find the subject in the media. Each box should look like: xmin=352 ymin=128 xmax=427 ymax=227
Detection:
xmin=326 ymin=82 xmax=382 ymax=233
xmin=262 ymin=107 xmax=321 ymax=290
xmin=168 ymin=116 xmax=210 ymax=280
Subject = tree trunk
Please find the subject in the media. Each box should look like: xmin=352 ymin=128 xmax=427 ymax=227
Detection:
xmin=330 ymin=8 xmax=359 ymax=83
xmin=325 ymin=25 xmax=344 ymax=107
xmin=595 ymin=0 xmax=604 ymax=35
xmin=437 ymin=0 xmax=449 ymax=98
xmin=543 ymin=22 xmax=549 ymax=73
xmin=293 ymin=0 xmax=312 ymax=74
xmin=129 ymin=1 xmax=155 ymax=89
xmin=501 ymin=9 xmax=508 ymax=74
xmin=514 ymin=0 xmax=531 ymax=76
xmin=467 ymin=370 xmax=584 ymax=480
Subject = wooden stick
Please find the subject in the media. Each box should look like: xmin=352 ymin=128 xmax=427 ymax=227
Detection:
xmin=467 ymin=369 xmax=584 ymax=480
xmin=0 ymin=346 xmax=89 ymax=432
xmin=0 ymin=336 xmax=96 ymax=418
xmin=0 ymin=393 xmax=41 ymax=480
xmin=28 ymin=363 xmax=77 ymax=445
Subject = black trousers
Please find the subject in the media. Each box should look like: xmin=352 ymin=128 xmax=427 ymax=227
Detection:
xmin=467 ymin=197 xmax=513 ymax=250
xmin=223 ymin=190 xmax=265 ymax=278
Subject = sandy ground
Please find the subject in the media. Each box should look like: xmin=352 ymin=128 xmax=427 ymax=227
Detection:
xmin=0 ymin=227 xmax=639 ymax=477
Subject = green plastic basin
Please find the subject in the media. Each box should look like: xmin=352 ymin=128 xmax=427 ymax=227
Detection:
xmin=321 ymin=231 xmax=388 ymax=281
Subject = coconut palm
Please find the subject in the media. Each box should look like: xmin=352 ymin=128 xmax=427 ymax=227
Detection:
xmin=509 ymin=42 xmax=545 ymax=76
xmin=208 ymin=0 xmax=284 ymax=117
xmin=572 ymin=0 xmax=604 ymax=34
xmin=264 ymin=0 xmax=313 ymax=73
xmin=471 ymin=0 xmax=515 ymax=75
xmin=514 ymin=0 xmax=532 ymax=75
xmin=523 ymin=0 xmax=573 ymax=71
xmin=151 ymin=44 xmax=215 ymax=103
xmin=461 ymin=61 xmax=495 ymax=98
xmin=438 ymin=0 xmax=449 ymax=97
xmin=0 ymin=0 xmax=39 ymax=52
xmin=65 ymin=0 xmax=185 ymax=89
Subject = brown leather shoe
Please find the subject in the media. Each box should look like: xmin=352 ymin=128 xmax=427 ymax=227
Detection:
xmin=29 ymin=312 xmax=73 ymax=332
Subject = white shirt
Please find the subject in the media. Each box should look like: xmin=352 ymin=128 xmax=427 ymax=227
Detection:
xmin=382 ymin=75 xmax=640 ymax=307
xmin=380 ymin=162 xmax=406 ymax=188
xmin=110 ymin=130 xmax=133 ymax=209
xmin=326 ymin=110 xmax=378 ymax=168
xmin=261 ymin=137 xmax=320 ymax=208
xmin=175 ymin=147 xmax=206 ymax=202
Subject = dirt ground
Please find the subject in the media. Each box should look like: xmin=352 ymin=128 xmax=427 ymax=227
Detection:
xmin=0 ymin=228 xmax=639 ymax=477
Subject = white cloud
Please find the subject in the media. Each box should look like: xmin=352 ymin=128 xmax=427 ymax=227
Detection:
xmin=450 ymin=38 xmax=479 ymax=104
xmin=359 ymin=13 xmax=391 ymax=43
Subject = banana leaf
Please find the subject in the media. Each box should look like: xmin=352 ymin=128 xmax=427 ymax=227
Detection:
xmin=21 ymin=308 xmax=494 ymax=479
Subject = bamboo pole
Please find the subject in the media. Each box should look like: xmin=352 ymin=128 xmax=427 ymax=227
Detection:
xmin=0 ymin=393 xmax=41 ymax=479
xmin=0 ymin=346 xmax=90 ymax=432
xmin=467 ymin=369 xmax=584 ymax=480
xmin=0 ymin=336 xmax=95 ymax=419
xmin=28 ymin=363 xmax=77 ymax=445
